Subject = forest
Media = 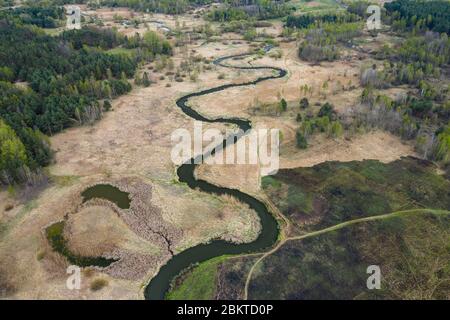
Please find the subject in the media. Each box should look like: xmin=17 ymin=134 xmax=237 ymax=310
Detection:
xmin=385 ymin=0 xmax=450 ymax=34
xmin=0 ymin=13 xmax=172 ymax=185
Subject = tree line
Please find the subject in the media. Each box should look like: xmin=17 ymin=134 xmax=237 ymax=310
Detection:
xmin=286 ymin=12 xmax=360 ymax=29
xmin=90 ymin=0 xmax=213 ymax=14
xmin=207 ymin=0 xmax=293 ymax=22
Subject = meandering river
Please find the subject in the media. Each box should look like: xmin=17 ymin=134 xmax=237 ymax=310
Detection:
xmin=144 ymin=53 xmax=287 ymax=299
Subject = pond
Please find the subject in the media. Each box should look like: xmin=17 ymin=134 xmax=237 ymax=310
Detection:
xmin=81 ymin=184 xmax=131 ymax=209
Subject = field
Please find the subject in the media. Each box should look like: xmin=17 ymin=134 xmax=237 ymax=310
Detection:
xmin=1 ymin=0 xmax=449 ymax=301
xmin=246 ymin=210 xmax=450 ymax=300
xmin=262 ymin=157 xmax=450 ymax=233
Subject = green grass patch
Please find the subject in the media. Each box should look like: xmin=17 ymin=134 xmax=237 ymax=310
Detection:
xmin=107 ymin=47 xmax=136 ymax=57
xmin=290 ymin=0 xmax=343 ymax=13
xmin=166 ymin=256 xmax=230 ymax=300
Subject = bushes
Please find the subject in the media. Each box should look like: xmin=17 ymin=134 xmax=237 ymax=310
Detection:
xmin=300 ymin=98 xmax=309 ymax=109
xmin=280 ymin=99 xmax=287 ymax=112
xmin=108 ymin=79 xmax=132 ymax=96
xmin=432 ymin=124 xmax=450 ymax=163
xmin=296 ymin=130 xmax=308 ymax=149
xmin=360 ymin=65 xmax=385 ymax=89
xmin=298 ymin=22 xmax=362 ymax=62
xmin=299 ymin=41 xmax=339 ymax=62
xmin=295 ymin=102 xmax=344 ymax=149
xmin=329 ymin=121 xmax=344 ymax=138
xmin=103 ymin=100 xmax=112 ymax=111
xmin=243 ymin=28 xmax=257 ymax=41
xmin=318 ymin=102 xmax=336 ymax=119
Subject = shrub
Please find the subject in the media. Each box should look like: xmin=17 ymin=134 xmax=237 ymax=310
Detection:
xmin=296 ymin=130 xmax=308 ymax=149
xmin=300 ymin=98 xmax=309 ymax=109
xmin=90 ymin=278 xmax=108 ymax=291
xmin=103 ymin=100 xmax=112 ymax=111
xmin=280 ymin=99 xmax=287 ymax=112
xmin=318 ymin=102 xmax=335 ymax=119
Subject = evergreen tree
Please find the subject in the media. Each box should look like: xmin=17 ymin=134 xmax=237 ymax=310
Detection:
xmin=142 ymin=72 xmax=151 ymax=87
xmin=103 ymin=100 xmax=112 ymax=112
xmin=280 ymin=98 xmax=287 ymax=112
xmin=296 ymin=130 xmax=308 ymax=149
xmin=300 ymin=97 xmax=309 ymax=109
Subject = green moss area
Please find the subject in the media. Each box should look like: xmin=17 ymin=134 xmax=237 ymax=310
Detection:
xmin=166 ymin=256 xmax=230 ymax=300
xmin=291 ymin=0 xmax=342 ymax=13
xmin=248 ymin=211 xmax=450 ymax=299
xmin=46 ymin=221 xmax=117 ymax=268
xmin=262 ymin=157 xmax=450 ymax=230
xmin=107 ymin=47 xmax=136 ymax=57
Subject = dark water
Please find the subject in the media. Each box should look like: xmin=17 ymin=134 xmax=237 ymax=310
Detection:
xmin=144 ymin=53 xmax=287 ymax=299
xmin=81 ymin=184 xmax=131 ymax=209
